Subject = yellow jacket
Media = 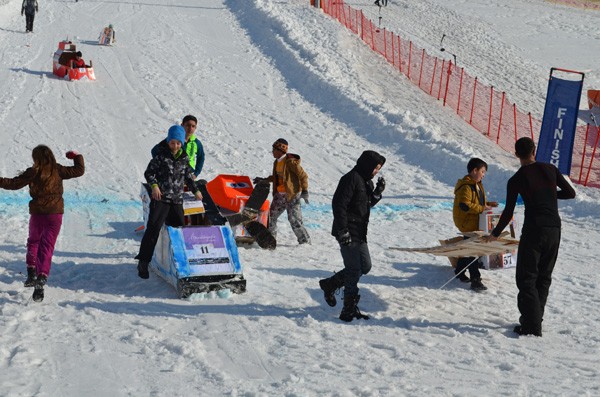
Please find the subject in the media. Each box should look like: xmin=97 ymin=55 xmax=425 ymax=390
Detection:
xmin=452 ymin=175 xmax=488 ymax=232
xmin=267 ymin=153 xmax=308 ymax=201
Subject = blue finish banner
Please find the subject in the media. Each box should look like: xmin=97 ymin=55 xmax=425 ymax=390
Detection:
xmin=536 ymin=70 xmax=584 ymax=174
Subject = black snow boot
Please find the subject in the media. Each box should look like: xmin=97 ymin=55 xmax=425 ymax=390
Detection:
xmin=137 ymin=261 xmax=150 ymax=279
xmin=24 ymin=267 xmax=37 ymax=287
xmin=514 ymin=325 xmax=542 ymax=337
xmin=470 ymin=277 xmax=487 ymax=292
xmin=32 ymin=275 xmax=47 ymax=302
xmin=339 ymin=294 xmax=370 ymax=322
xmin=319 ymin=277 xmax=341 ymax=307
xmin=319 ymin=273 xmax=344 ymax=307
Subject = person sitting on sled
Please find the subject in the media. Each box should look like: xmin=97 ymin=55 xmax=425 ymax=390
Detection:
xmin=101 ymin=24 xmax=116 ymax=44
xmin=72 ymin=51 xmax=87 ymax=68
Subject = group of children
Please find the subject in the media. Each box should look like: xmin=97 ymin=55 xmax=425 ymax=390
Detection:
xmin=0 ymin=126 xmax=575 ymax=336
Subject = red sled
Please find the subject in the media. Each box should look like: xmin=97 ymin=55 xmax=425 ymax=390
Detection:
xmin=52 ymin=40 xmax=96 ymax=81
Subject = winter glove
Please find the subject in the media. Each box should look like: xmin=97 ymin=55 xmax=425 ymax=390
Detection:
xmin=66 ymin=150 xmax=80 ymax=159
xmin=65 ymin=150 xmax=79 ymax=160
xmin=253 ymin=177 xmax=266 ymax=185
xmin=336 ymin=230 xmax=352 ymax=246
xmin=300 ymin=191 xmax=309 ymax=204
xmin=373 ymin=176 xmax=386 ymax=196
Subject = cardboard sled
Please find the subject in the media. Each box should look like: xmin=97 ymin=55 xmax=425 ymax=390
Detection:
xmin=391 ymin=231 xmax=519 ymax=260
xmin=52 ymin=40 xmax=96 ymax=81
xmin=140 ymin=183 xmax=246 ymax=298
xmin=99 ymin=27 xmax=115 ymax=45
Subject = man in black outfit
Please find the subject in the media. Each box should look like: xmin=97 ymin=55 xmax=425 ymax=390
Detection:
xmin=485 ymin=137 xmax=575 ymax=336
xmin=319 ymin=150 xmax=386 ymax=322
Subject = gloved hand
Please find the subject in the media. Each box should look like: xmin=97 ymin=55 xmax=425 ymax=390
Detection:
xmin=253 ymin=177 xmax=265 ymax=185
xmin=66 ymin=150 xmax=80 ymax=159
xmin=374 ymin=176 xmax=386 ymax=196
xmin=336 ymin=230 xmax=352 ymax=246
xmin=300 ymin=191 xmax=309 ymax=204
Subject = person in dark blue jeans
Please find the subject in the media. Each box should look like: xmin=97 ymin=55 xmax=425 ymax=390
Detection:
xmin=319 ymin=150 xmax=386 ymax=322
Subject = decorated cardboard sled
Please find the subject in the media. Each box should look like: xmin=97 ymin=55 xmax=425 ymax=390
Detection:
xmin=52 ymin=40 xmax=96 ymax=81
xmin=140 ymin=183 xmax=246 ymax=298
xmin=99 ymin=26 xmax=115 ymax=45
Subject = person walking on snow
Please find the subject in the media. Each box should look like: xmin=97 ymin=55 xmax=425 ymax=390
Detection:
xmin=254 ymin=138 xmax=311 ymax=245
xmin=484 ymin=137 xmax=575 ymax=337
xmin=452 ymin=157 xmax=498 ymax=291
xmin=151 ymin=115 xmax=205 ymax=179
xmin=21 ymin=0 xmax=38 ymax=33
xmin=319 ymin=150 xmax=386 ymax=322
xmin=0 ymin=146 xmax=85 ymax=302
xmin=136 ymin=125 xmax=202 ymax=279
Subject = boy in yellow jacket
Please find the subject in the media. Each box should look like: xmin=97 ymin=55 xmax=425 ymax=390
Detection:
xmin=452 ymin=158 xmax=497 ymax=291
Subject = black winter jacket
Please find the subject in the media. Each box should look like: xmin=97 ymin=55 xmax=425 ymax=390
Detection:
xmin=331 ymin=150 xmax=386 ymax=243
xmin=144 ymin=145 xmax=198 ymax=204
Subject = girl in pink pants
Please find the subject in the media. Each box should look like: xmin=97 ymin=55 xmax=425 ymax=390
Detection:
xmin=0 ymin=145 xmax=84 ymax=302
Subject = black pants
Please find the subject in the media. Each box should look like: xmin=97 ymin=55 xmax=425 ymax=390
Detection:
xmin=455 ymin=237 xmax=481 ymax=280
xmin=136 ymin=200 xmax=184 ymax=263
xmin=516 ymin=226 xmax=561 ymax=330
xmin=25 ymin=13 xmax=35 ymax=32
xmin=338 ymin=242 xmax=372 ymax=296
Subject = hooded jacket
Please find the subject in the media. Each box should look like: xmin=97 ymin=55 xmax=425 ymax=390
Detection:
xmin=452 ymin=175 xmax=488 ymax=232
xmin=331 ymin=150 xmax=386 ymax=243
xmin=267 ymin=153 xmax=308 ymax=201
xmin=0 ymin=154 xmax=84 ymax=214
xmin=145 ymin=145 xmax=198 ymax=204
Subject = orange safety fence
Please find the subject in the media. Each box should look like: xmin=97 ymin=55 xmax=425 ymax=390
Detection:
xmin=319 ymin=0 xmax=600 ymax=188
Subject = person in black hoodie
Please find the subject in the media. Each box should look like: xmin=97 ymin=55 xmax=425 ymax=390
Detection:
xmin=319 ymin=150 xmax=386 ymax=322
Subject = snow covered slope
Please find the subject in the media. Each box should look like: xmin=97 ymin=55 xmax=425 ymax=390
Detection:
xmin=1 ymin=0 xmax=599 ymax=395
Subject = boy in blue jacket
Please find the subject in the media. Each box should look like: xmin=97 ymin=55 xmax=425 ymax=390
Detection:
xmin=135 ymin=125 xmax=202 ymax=279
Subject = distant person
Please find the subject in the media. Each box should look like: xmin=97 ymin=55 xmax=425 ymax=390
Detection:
xmin=452 ymin=157 xmax=498 ymax=291
xmin=319 ymin=150 xmax=386 ymax=322
xmin=136 ymin=125 xmax=202 ymax=279
xmin=0 ymin=146 xmax=85 ymax=302
xmin=72 ymin=51 xmax=87 ymax=68
xmin=484 ymin=137 xmax=575 ymax=337
xmin=254 ymin=138 xmax=311 ymax=245
xmin=21 ymin=0 xmax=38 ymax=33
xmin=151 ymin=115 xmax=205 ymax=179
xmin=100 ymin=24 xmax=116 ymax=45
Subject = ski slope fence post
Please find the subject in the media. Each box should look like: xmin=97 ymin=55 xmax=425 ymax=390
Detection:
xmin=487 ymin=86 xmax=494 ymax=136
xmin=397 ymin=35 xmax=402 ymax=74
xmin=437 ymin=60 xmax=445 ymax=100
xmin=578 ymin=124 xmax=590 ymax=183
xmin=316 ymin=0 xmax=600 ymax=188
xmin=469 ymin=77 xmax=478 ymax=125
xmin=443 ymin=60 xmax=452 ymax=107
xmin=513 ymin=104 xmax=518 ymax=142
xmin=429 ymin=58 xmax=438 ymax=95
xmin=584 ymin=126 xmax=600 ymax=186
xmin=457 ymin=67 xmax=464 ymax=115
xmin=496 ymin=91 xmax=506 ymax=144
